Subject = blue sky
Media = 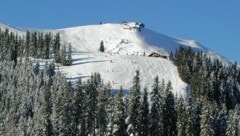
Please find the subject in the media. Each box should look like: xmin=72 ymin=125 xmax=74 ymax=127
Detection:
xmin=1 ymin=0 xmax=239 ymax=63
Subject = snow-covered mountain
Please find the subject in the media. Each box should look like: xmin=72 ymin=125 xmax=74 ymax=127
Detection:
xmin=56 ymin=23 xmax=230 ymax=65
xmin=0 ymin=22 xmax=231 ymax=96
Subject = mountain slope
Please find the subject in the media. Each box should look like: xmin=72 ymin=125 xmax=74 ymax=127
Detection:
xmin=57 ymin=23 xmax=230 ymax=65
xmin=0 ymin=23 xmax=25 ymax=36
xmin=0 ymin=22 xmax=231 ymax=95
xmin=58 ymin=52 xmax=187 ymax=96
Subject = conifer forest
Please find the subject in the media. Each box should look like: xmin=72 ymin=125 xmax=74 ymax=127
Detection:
xmin=0 ymin=28 xmax=240 ymax=136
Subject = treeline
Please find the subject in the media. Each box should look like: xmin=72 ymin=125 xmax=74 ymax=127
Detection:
xmin=174 ymin=46 xmax=240 ymax=110
xmin=0 ymin=60 xmax=178 ymax=136
xmin=0 ymin=61 xmax=239 ymax=136
xmin=0 ymin=29 xmax=23 ymax=63
xmin=0 ymin=28 xmax=72 ymax=66
xmin=173 ymin=46 xmax=240 ymax=136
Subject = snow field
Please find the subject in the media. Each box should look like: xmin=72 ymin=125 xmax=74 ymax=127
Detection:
xmin=58 ymin=23 xmax=230 ymax=65
xmin=58 ymin=51 xmax=187 ymax=96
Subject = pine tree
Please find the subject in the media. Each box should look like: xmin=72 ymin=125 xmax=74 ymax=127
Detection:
xmin=149 ymin=76 xmax=163 ymax=136
xmin=59 ymin=43 xmax=72 ymax=66
xmin=54 ymin=80 xmax=74 ymax=135
xmin=226 ymin=105 xmax=240 ymax=136
xmin=60 ymin=45 xmax=67 ymax=65
xmin=113 ymin=86 xmax=127 ymax=136
xmin=185 ymin=97 xmax=193 ymax=136
xmin=54 ymin=33 xmax=61 ymax=63
xmin=170 ymin=51 xmax=174 ymax=61
xmin=127 ymin=70 xmax=141 ymax=136
xmin=139 ymin=87 xmax=150 ymax=136
xmin=25 ymin=31 xmax=30 ymax=57
xmin=100 ymin=40 xmax=105 ymax=52
xmin=86 ymin=74 xmax=99 ymax=135
xmin=44 ymin=33 xmax=52 ymax=59
xmin=225 ymin=86 xmax=234 ymax=111
xmin=189 ymin=97 xmax=202 ymax=136
xmin=72 ymin=78 xmax=86 ymax=135
xmin=10 ymin=37 xmax=18 ymax=65
xmin=105 ymin=83 xmax=115 ymax=136
xmin=200 ymin=97 xmax=213 ymax=136
xmin=62 ymin=82 xmax=74 ymax=136
xmin=38 ymin=33 xmax=44 ymax=58
xmin=65 ymin=43 xmax=72 ymax=66
xmin=177 ymin=97 xmax=187 ymax=136
xmin=29 ymin=32 xmax=37 ymax=57
xmin=96 ymin=86 xmax=108 ymax=136
xmin=42 ymin=86 xmax=53 ymax=136
xmin=211 ymin=104 xmax=228 ymax=136
xmin=162 ymin=81 xmax=177 ymax=136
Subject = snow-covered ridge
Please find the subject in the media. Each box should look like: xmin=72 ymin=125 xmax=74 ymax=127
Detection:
xmin=0 ymin=23 xmax=26 ymax=36
xmin=55 ymin=23 xmax=230 ymax=65
xmin=0 ymin=22 xmax=229 ymax=65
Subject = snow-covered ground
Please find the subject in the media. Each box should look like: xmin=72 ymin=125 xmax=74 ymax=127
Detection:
xmin=57 ymin=51 xmax=187 ymax=96
xmin=56 ymin=23 xmax=230 ymax=65
xmin=0 ymin=21 xmax=232 ymax=96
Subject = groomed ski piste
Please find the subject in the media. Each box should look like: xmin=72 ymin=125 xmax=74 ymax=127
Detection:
xmin=0 ymin=21 xmax=231 ymax=96
xmin=57 ymin=51 xmax=187 ymax=96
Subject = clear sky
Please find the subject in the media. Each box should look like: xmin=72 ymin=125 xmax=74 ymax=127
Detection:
xmin=1 ymin=0 xmax=239 ymax=63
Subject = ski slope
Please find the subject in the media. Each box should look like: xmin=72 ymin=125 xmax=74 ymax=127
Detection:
xmin=56 ymin=22 xmax=230 ymax=65
xmin=57 ymin=51 xmax=187 ymax=96
xmin=0 ymin=21 xmax=232 ymax=96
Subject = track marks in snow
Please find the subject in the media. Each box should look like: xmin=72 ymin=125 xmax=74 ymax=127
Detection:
xmin=59 ymin=52 xmax=187 ymax=96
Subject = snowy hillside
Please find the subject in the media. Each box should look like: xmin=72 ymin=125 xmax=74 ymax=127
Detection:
xmin=57 ymin=51 xmax=187 ymax=96
xmin=0 ymin=23 xmax=25 ymax=36
xmin=0 ymin=22 xmax=232 ymax=95
xmin=56 ymin=22 xmax=230 ymax=65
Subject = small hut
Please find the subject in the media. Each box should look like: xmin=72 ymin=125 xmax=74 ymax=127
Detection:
xmin=148 ymin=52 xmax=168 ymax=59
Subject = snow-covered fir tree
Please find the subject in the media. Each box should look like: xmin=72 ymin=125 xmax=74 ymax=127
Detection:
xmin=200 ymin=97 xmax=214 ymax=136
xmin=113 ymin=86 xmax=127 ymax=136
xmin=139 ymin=87 xmax=150 ymax=136
xmin=162 ymin=81 xmax=177 ymax=136
xmin=176 ymin=96 xmax=187 ymax=136
xmin=149 ymin=76 xmax=164 ymax=136
xmin=127 ymin=70 xmax=141 ymax=136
